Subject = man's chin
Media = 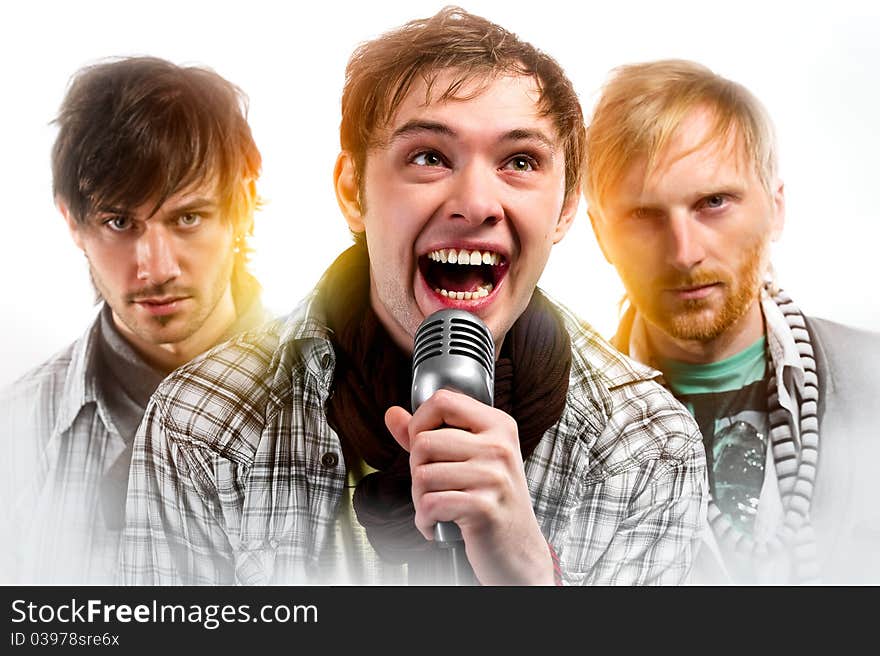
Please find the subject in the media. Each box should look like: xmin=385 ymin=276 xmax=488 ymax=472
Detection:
xmin=128 ymin=317 xmax=197 ymax=346
xmin=651 ymin=307 xmax=729 ymax=342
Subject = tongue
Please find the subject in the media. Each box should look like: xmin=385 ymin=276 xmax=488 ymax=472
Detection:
xmin=432 ymin=265 xmax=487 ymax=293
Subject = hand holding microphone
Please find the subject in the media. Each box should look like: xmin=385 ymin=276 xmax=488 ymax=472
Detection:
xmin=411 ymin=309 xmax=495 ymax=545
xmin=384 ymin=309 xmax=556 ymax=585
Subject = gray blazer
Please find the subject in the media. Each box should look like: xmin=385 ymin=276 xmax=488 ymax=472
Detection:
xmin=808 ymin=317 xmax=880 ymax=583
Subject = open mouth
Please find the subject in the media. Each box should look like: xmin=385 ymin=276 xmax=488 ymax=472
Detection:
xmin=418 ymin=247 xmax=508 ymax=301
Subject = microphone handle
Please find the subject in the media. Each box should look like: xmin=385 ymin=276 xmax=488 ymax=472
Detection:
xmin=436 ymin=526 xmax=474 ymax=585
xmin=435 ymin=521 xmax=462 ymax=542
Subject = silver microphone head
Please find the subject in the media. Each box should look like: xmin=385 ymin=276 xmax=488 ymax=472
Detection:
xmin=411 ymin=309 xmax=495 ymax=412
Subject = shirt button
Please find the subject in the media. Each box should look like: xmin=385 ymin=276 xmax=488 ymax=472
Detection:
xmin=320 ymin=353 xmax=331 ymax=368
xmin=321 ymin=452 xmax=339 ymax=468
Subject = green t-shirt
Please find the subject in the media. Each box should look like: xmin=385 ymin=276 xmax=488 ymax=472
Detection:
xmin=660 ymin=337 xmax=768 ymax=534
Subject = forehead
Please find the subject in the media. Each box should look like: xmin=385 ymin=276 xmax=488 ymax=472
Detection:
xmin=615 ymin=109 xmax=754 ymax=203
xmin=95 ymin=173 xmax=222 ymax=218
xmin=378 ymin=71 xmax=558 ymax=145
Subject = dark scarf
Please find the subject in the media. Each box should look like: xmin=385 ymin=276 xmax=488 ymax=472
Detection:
xmin=320 ymin=244 xmax=571 ymax=564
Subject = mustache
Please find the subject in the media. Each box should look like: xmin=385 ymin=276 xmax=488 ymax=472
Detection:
xmin=655 ymin=268 xmax=732 ymax=290
xmin=126 ymin=285 xmax=196 ymax=303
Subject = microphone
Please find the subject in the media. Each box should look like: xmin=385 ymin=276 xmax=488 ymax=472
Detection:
xmin=411 ymin=308 xmax=495 ymax=584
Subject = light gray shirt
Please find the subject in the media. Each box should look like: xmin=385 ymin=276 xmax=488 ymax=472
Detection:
xmin=0 ymin=299 xmax=269 ymax=583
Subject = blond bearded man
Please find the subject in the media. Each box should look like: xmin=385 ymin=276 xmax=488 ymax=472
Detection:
xmin=587 ymin=59 xmax=880 ymax=583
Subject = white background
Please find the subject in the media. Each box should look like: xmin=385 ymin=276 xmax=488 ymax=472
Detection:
xmin=2 ymin=0 xmax=878 ymax=386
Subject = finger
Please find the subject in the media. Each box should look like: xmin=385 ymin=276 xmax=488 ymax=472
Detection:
xmin=413 ymin=489 xmax=473 ymax=538
xmin=409 ymin=389 xmax=508 ymax=436
xmin=410 ymin=459 xmax=500 ymax=497
xmin=407 ymin=427 xmax=484 ymax=467
xmin=384 ymin=405 xmax=413 ymax=452
xmin=414 ymin=489 xmax=505 ymax=540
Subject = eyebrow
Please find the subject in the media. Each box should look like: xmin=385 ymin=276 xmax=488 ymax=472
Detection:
xmin=694 ymin=185 xmax=744 ymax=197
xmin=92 ymin=197 xmax=218 ymax=220
xmin=166 ymin=197 xmax=218 ymax=214
xmin=390 ymin=120 xmax=457 ymax=142
xmin=389 ymin=121 xmax=557 ymax=154
xmin=92 ymin=205 xmax=129 ymax=217
xmin=503 ymin=128 xmax=557 ymax=155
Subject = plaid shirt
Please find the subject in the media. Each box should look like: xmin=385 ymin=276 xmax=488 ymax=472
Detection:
xmin=121 ymin=290 xmax=706 ymax=585
xmin=0 ymin=299 xmax=267 ymax=584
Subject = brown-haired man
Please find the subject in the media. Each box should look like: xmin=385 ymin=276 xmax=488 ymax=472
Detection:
xmin=586 ymin=59 xmax=880 ymax=583
xmin=0 ymin=57 xmax=268 ymax=583
xmin=122 ymin=8 xmax=705 ymax=586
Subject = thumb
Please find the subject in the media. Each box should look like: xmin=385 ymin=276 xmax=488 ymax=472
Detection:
xmin=385 ymin=405 xmax=413 ymax=452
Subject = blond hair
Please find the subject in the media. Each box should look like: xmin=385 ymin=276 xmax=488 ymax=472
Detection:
xmin=584 ymin=59 xmax=777 ymax=215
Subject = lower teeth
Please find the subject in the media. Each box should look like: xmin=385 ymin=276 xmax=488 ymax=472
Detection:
xmin=434 ymin=284 xmax=494 ymax=300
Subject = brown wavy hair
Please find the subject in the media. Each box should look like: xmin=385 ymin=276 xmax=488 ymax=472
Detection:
xmin=51 ymin=56 xmax=262 ymax=301
xmin=340 ymin=6 xmax=585 ymax=208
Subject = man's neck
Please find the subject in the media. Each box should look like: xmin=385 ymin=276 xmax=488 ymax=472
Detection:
xmin=112 ymin=289 xmax=237 ymax=375
xmin=643 ymin=300 xmax=765 ymax=365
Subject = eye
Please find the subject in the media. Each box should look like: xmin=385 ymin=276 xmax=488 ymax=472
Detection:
xmin=177 ymin=213 xmax=202 ymax=227
xmin=411 ymin=150 xmax=447 ymax=167
xmin=700 ymin=194 xmax=729 ymax=211
xmin=103 ymin=215 xmax=133 ymax=232
xmin=503 ymin=155 xmax=537 ymax=172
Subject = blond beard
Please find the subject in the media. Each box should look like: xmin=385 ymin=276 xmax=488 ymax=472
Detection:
xmin=631 ymin=240 xmax=768 ymax=343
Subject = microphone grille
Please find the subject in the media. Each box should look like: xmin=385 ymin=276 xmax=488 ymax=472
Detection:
xmin=412 ymin=318 xmax=445 ymax=369
xmin=412 ymin=310 xmax=494 ymax=374
xmin=449 ymin=317 xmax=494 ymax=374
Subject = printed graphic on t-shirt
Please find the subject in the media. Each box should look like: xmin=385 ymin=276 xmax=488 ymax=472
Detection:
xmin=679 ymin=380 xmax=769 ymax=534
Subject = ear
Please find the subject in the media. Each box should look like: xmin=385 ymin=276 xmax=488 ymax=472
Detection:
xmin=551 ymin=191 xmax=580 ymax=244
xmin=770 ymin=180 xmax=785 ymax=241
xmin=588 ymin=208 xmax=613 ymax=265
xmin=334 ymin=151 xmax=364 ymax=234
xmin=58 ymin=200 xmax=85 ymax=251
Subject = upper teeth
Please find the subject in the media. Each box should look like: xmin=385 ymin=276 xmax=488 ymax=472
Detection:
xmin=427 ymin=248 xmax=501 ymax=266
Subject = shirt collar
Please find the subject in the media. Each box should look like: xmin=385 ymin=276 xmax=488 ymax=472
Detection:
xmin=760 ymin=288 xmax=806 ymax=415
xmin=278 ymin=288 xmax=335 ymax=344
xmin=54 ymin=305 xmax=105 ymax=435
xmin=55 ymin=291 xmax=274 ymax=437
xmin=275 ymin=289 xmax=337 ymax=392
xmin=627 ymin=307 xmax=659 ymax=373
xmin=621 ymin=296 xmax=803 ymax=392
xmin=616 ymin=303 xmax=667 ymax=384
xmin=619 ymin=292 xmax=807 ymax=440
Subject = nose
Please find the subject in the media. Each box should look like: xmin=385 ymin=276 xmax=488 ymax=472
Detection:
xmin=136 ymin=225 xmax=181 ymax=285
xmin=447 ymin=161 xmax=504 ymax=226
xmin=666 ymin=212 xmax=706 ymax=271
